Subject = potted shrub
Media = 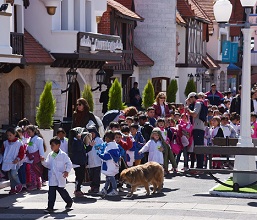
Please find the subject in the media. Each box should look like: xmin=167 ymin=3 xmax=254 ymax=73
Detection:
xmin=108 ymin=78 xmax=126 ymax=110
xmin=167 ymin=79 xmax=178 ymax=103
xmin=184 ymin=79 xmax=196 ymax=98
xmin=82 ymin=84 xmax=94 ymax=112
xmin=36 ymin=81 xmax=56 ymax=156
xmin=142 ymin=80 xmax=155 ymax=109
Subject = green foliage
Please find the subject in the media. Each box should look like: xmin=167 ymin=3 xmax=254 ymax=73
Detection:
xmin=36 ymin=81 xmax=56 ymax=129
xmin=82 ymin=84 xmax=94 ymax=112
xmin=184 ymin=79 xmax=196 ymax=97
xmin=142 ymin=80 xmax=155 ymax=109
xmin=167 ymin=79 xmax=178 ymax=103
xmin=108 ymin=78 xmax=126 ymax=110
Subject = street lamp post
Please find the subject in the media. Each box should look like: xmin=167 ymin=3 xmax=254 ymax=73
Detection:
xmin=214 ymin=0 xmax=257 ymax=186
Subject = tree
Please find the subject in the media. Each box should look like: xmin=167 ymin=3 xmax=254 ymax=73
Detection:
xmin=36 ymin=81 xmax=56 ymax=129
xmin=108 ymin=78 xmax=126 ymax=110
xmin=184 ymin=79 xmax=196 ymax=97
xmin=167 ymin=79 xmax=178 ymax=103
xmin=142 ymin=80 xmax=155 ymax=109
xmin=82 ymin=84 xmax=94 ymax=112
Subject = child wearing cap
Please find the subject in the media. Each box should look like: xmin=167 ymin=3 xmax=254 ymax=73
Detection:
xmin=86 ymin=126 xmax=103 ymax=193
xmin=71 ymin=131 xmax=92 ymax=197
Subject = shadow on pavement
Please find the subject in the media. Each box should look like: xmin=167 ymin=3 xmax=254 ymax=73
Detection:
xmin=72 ymin=196 xmax=97 ymax=204
xmin=248 ymin=202 xmax=257 ymax=207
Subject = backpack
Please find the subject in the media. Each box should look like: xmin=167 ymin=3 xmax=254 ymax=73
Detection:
xmin=197 ymin=100 xmax=208 ymax=122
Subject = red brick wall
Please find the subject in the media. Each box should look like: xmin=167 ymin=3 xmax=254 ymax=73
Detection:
xmin=98 ymin=7 xmax=111 ymax=35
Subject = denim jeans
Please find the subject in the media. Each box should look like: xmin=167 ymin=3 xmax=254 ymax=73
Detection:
xmin=176 ymin=147 xmax=188 ymax=168
xmin=48 ymin=186 xmax=73 ymax=209
xmin=8 ymin=167 xmax=21 ymax=188
xmin=104 ymin=176 xmax=117 ymax=191
xmin=18 ymin=163 xmax=26 ymax=185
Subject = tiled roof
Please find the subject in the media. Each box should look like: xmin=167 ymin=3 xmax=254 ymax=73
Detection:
xmin=177 ymin=0 xmax=211 ymax=24
xmin=107 ymin=0 xmax=144 ymax=21
xmin=202 ymin=53 xmax=220 ymax=70
xmin=134 ymin=46 xmax=154 ymax=67
xmin=176 ymin=10 xmax=186 ymax=25
xmin=229 ymin=0 xmax=244 ymax=37
xmin=194 ymin=0 xmax=214 ymax=34
xmin=115 ymin=0 xmax=133 ymax=10
xmin=24 ymin=30 xmax=54 ymax=65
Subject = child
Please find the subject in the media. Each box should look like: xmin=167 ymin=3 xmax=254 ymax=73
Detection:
xmin=86 ymin=126 xmax=103 ymax=193
xmin=42 ymin=137 xmax=73 ymax=213
xmin=146 ymin=107 xmax=157 ymax=127
xmin=16 ymin=127 xmax=28 ymax=190
xmin=209 ymin=116 xmax=224 ymax=169
xmin=121 ymin=126 xmax=135 ymax=167
xmin=70 ymin=131 xmax=91 ymax=197
xmin=125 ymin=117 xmax=133 ymax=127
xmin=177 ymin=113 xmax=193 ymax=171
xmin=56 ymin=128 xmax=68 ymax=154
xmin=156 ymin=118 xmax=168 ymax=141
xmin=251 ymin=113 xmax=257 ymax=138
xmin=1 ymin=128 xmax=24 ymax=194
xmin=97 ymin=130 xmax=120 ymax=196
xmin=129 ymin=123 xmax=145 ymax=166
xmin=139 ymin=127 xmax=166 ymax=165
xmin=26 ymin=125 xmax=46 ymax=191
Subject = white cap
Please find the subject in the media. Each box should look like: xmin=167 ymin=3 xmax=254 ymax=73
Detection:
xmin=198 ymin=92 xmax=207 ymax=97
xmin=186 ymin=92 xmax=197 ymax=101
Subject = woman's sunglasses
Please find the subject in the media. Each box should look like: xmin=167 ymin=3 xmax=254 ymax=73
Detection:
xmin=76 ymin=103 xmax=82 ymax=106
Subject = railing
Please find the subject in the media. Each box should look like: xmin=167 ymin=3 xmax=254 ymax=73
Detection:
xmin=10 ymin=32 xmax=24 ymax=55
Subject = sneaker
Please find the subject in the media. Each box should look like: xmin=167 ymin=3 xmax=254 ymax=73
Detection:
xmin=88 ymin=188 xmax=99 ymax=193
xmin=9 ymin=188 xmax=16 ymax=195
xmin=65 ymin=201 xmax=73 ymax=210
xmin=16 ymin=184 xmax=23 ymax=193
xmin=74 ymin=191 xmax=85 ymax=197
xmin=98 ymin=188 xmax=107 ymax=195
xmin=107 ymin=189 xmax=119 ymax=196
xmin=44 ymin=207 xmax=54 ymax=213
xmin=27 ymin=185 xmax=37 ymax=191
xmin=42 ymin=181 xmax=47 ymax=186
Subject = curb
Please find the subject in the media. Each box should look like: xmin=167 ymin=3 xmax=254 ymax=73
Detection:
xmin=0 ymin=180 xmax=10 ymax=189
xmin=209 ymin=184 xmax=257 ymax=198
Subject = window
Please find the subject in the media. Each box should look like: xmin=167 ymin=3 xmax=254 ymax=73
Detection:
xmin=220 ymin=34 xmax=227 ymax=54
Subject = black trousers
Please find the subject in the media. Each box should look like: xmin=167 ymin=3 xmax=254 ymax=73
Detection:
xmin=74 ymin=166 xmax=85 ymax=192
xmin=89 ymin=166 xmax=101 ymax=189
xmin=193 ymin=129 xmax=205 ymax=168
xmin=48 ymin=186 xmax=72 ymax=209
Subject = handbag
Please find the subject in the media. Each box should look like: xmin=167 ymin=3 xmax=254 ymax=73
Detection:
xmin=171 ymin=143 xmax=182 ymax=155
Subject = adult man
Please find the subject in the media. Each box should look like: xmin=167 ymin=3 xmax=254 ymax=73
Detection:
xmin=205 ymin=83 xmax=224 ymax=106
xmin=186 ymin=92 xmax=205 ymax=171
xmin=129 ymin=82 xmax=140 ymax=104
xmin=229 ymin=85 xmax=254 ymax=115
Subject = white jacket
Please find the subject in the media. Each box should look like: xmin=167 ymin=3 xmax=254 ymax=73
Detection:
xmin=87 ymin=137 xmax=103 ymax=168
xmin=139 ymin=140 xmax=164 ymax=165
xmin=42 ymin=149 xmax=72 ymax=188
xmin=2 ymin=140 xmax=22 ymax=171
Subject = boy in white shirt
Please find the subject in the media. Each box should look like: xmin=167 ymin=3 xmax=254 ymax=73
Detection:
xmin=42 ymin=137 xmax=73 ymax=213
xmin=57 ymin=128 xmax=68 ymax=154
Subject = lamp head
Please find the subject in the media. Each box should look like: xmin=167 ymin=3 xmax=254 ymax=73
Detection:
xmin=213 ymin=0 xmax=232 ymax=23
xmin=240 ymin=0 xmax=256 ymax=8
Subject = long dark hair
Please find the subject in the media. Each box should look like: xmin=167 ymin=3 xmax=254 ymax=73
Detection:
xmin=26 ymin=125 xmax=47 ymax=152
xmin=74 ymin=98 xmax=90 ymax=113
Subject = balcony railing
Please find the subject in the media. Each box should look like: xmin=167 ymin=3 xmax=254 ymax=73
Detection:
xmin=10 ymin=32 xmax=24 ymax=55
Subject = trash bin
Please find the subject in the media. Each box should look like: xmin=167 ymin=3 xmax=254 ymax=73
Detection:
xmin=53 ymin=120 xmax=61 ymax=136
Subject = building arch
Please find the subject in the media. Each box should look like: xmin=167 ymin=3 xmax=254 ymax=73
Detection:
xmin=9 ymin=79 xmax=31 ymax=126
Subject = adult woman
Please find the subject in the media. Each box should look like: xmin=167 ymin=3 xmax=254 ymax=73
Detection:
xmin=152 ymin=92 xmax=171 ymax=119
xmin=72 ymin=98 xmax=99 ymax=130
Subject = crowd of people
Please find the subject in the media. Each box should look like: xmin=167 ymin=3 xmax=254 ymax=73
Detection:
xmin=1 ymin=82 xmax=256 ymax=212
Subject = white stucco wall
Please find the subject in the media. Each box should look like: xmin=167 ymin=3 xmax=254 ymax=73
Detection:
xmin=134 ymin=0 xmax=176 ymax=85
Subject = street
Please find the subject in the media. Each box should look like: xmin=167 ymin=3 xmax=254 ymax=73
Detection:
xmin=0 ymin=167 xmax=257 ymax=220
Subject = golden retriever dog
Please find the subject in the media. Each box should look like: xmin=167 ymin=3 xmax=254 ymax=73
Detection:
xmin=120 ymin=161 xmax=164 ymax=196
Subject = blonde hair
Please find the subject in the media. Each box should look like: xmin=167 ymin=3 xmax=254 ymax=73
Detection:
xmin=155 ymin=92 xmax=166 ymax=103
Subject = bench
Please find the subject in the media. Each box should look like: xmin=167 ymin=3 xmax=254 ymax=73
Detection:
xmin=190 ymin=140 xmax=257 ymax=192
